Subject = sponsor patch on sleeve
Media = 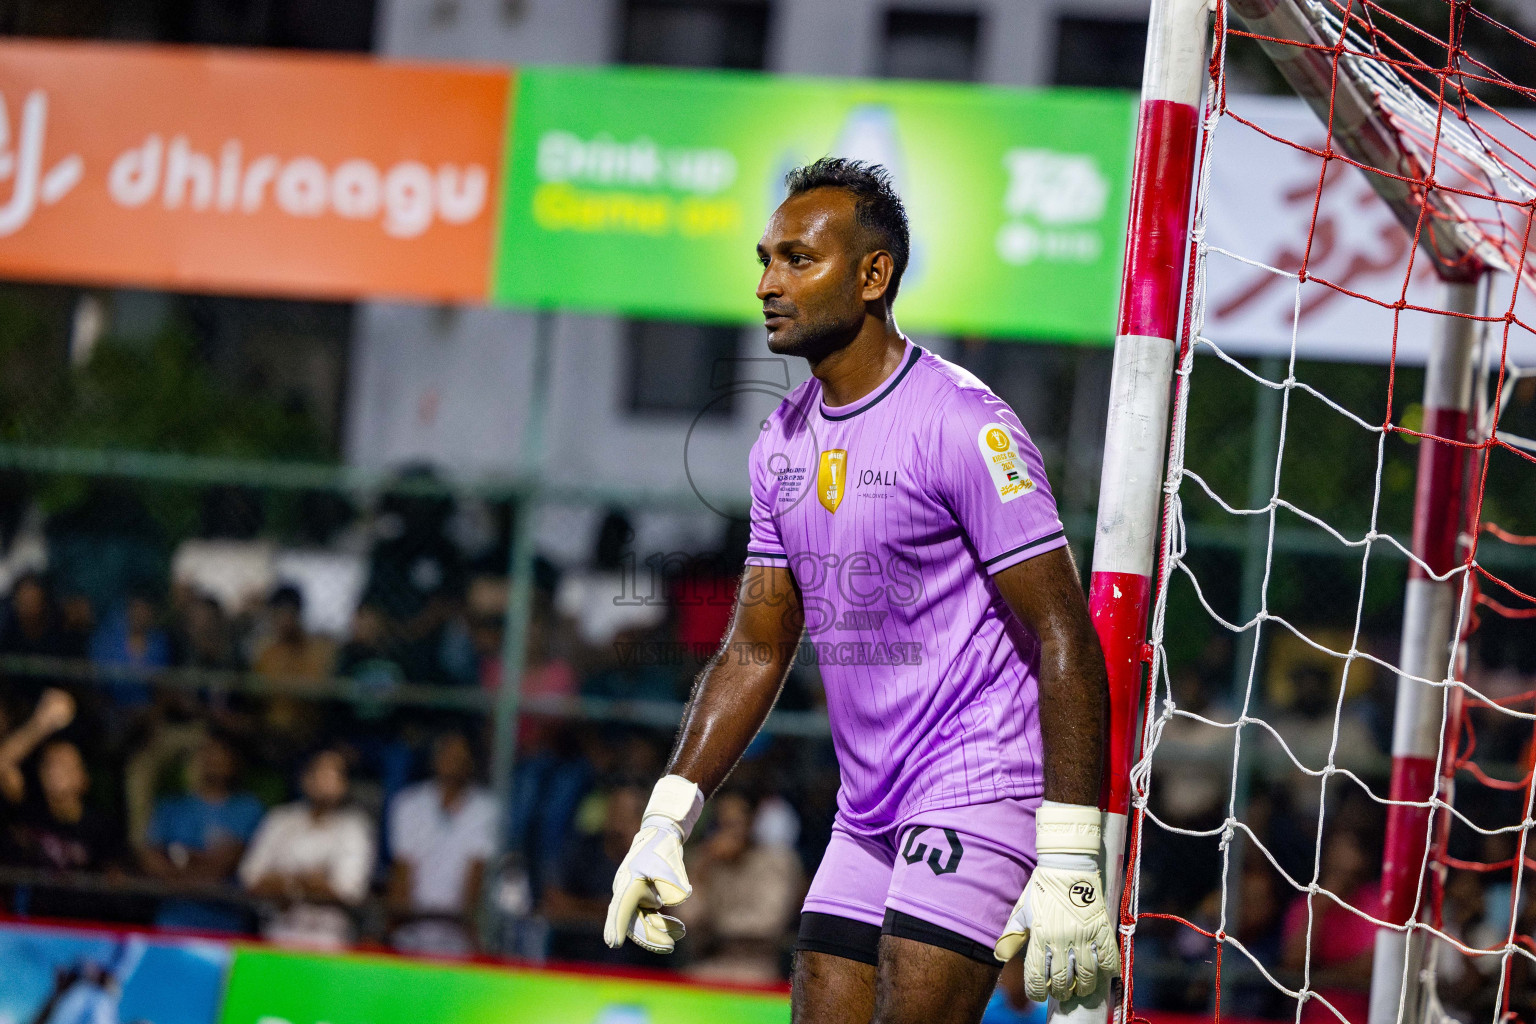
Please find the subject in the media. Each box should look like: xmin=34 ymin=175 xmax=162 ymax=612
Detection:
xmin=976 ymin=423 xmax=1035 ymax=503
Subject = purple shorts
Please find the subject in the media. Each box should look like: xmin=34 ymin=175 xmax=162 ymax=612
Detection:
xmin=800 ymin=796 xmax=1040 ymax=958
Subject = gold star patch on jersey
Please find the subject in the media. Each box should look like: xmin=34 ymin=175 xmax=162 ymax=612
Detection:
xmin=818 ymin=449 xmax=848 ymax=513
xmin=977 ymin=424 xmax=1033 ymax=503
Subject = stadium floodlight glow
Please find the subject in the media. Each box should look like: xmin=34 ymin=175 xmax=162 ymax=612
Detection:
xmin=1093 ymin=1 xmax=1536 ymax=1024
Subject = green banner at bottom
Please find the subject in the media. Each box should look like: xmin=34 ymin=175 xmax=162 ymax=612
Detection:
xmin=219 ymin=946 xmax=790 ymax=1024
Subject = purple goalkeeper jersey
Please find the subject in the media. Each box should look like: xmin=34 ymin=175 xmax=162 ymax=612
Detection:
xmin=746 ymin=338 xmax=1068 ymax=835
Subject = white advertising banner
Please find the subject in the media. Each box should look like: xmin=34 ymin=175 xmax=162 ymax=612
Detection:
xmin=1203 ymin=96 xmax=1536 ymax=366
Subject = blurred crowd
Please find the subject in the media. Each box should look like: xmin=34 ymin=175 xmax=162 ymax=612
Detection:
xmin=0 ymin=686 xmax=813 ymax=979
xmin=0 ymin=476 xmax=1532 ymax=1020
xmin=0 ymin=479 xmax=826 ymax=985
xmin=1134 ymin=629 xmax=1536 ymax=1024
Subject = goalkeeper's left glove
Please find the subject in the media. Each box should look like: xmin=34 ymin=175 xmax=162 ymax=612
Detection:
xmin=994 ymin=800 xmax=1120 ymax=1002
xmin=603 ymin=774 xmax=704 ymax=954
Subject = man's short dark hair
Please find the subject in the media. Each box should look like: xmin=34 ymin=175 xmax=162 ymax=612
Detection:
xmin=784 ymin=157 xmax=911 ymax=305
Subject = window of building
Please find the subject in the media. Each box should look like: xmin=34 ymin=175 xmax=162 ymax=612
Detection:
xmin=619 ymin=0 xmax=771 ymax=70
xmin=880 ymin=9 xmax=982 ymax=82
xmin=1053 ymin=15 xmax=1147 ymax=89
xmin=7 ymin=0 xmax=376 ymax=51
xmin=626 ymin=320 xmax=742 ymax=418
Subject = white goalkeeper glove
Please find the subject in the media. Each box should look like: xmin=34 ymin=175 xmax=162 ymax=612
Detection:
xmin=994 ymin=801 xmax=1120 ymax=1002
xmin=603 ymin=774 xmax=704 ymax=954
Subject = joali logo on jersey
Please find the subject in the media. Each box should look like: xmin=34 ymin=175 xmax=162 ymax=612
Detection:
xmin=856 ymin=467 xmax=898 ymax=492
xmin=977 ymin=423 xmax=1034 ymax=504
xmin=818 ymin=449 xmax=847 ymax=513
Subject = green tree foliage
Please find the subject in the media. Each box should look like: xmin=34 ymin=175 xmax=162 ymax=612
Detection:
xmin=0 ymin=291 xmax=325 ymax=460
xmin=0 ymin=288 xmax=328 ymax=551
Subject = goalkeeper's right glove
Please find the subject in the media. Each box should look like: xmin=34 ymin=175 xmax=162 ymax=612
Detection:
xmin=994 ymin=801 xmax=1121 ymax=1002
xmin=603 ymin=774 xmax=704 ymax=954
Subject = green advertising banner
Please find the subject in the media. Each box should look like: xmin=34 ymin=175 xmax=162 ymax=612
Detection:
xmin=493 ymin=66 xmax=1137 ymax=342
xmin=218 ymin=946 xmax=790 ymax=1024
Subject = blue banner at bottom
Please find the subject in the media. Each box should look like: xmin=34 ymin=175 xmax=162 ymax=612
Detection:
xmin=0 ymin=922 xmax=230 ymax=1024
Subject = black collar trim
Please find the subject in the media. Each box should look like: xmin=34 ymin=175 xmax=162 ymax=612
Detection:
xmin=820 ymin=346 xmax=922 ymax=422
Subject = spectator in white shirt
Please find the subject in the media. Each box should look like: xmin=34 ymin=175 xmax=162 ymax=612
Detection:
xmin=238 ymin=748 xmax=375 ymax=949
xmin=386 ymin=731 xmax=497 ymax=955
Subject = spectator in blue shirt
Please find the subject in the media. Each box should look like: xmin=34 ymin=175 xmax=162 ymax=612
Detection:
xmin=137 ymin=733 xmax=264 ymax=933
xmin=89 ymin=589 xmax=172 ymax=708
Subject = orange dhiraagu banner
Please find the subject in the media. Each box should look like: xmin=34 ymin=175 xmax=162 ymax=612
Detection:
xmin=0 ymin=41 xmax=509 ymax=302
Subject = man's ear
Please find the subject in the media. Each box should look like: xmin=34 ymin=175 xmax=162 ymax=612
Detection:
xmin=861 ymin=250 xmax=895 ymax=303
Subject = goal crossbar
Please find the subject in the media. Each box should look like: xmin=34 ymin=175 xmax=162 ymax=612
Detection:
xmin=1229 ymin=0 xmax=1531 ymax=285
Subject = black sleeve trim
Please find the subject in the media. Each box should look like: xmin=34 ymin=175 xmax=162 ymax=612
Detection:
xmin=981 ymin=528 xmax=1067 ymax=567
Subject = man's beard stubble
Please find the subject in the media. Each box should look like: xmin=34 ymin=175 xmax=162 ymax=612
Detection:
xmin=764 ymin=304 xmax=862 ymax=361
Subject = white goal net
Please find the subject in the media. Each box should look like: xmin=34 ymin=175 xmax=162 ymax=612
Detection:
xmin=1115 ymin=3 xmax=1536 ymax=1024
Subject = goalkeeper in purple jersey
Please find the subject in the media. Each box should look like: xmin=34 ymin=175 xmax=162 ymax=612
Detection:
xmin=605 ymin=158 xmax=1118 ymax=1024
